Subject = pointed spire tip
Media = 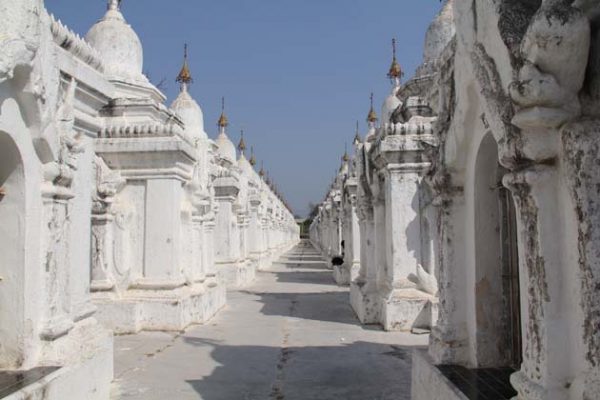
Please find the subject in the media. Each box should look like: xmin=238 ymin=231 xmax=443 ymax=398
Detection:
xmin=387 ymin=37 xmax=403 ymax=82
xmin=218 ymin=97 xmax=229 ymax=128
xmin=176 ymin=43 xmax=193 ymax=87
xmin=367 ymin=92 xmax=378 ymax=123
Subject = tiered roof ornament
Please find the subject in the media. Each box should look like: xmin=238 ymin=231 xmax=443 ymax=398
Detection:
xmin=218 ymin=97 xmax=229 ymax=129
xmin=342 ymin=143 xmax=349 ymax=163
xmin=354 ymin=121 xmax=361 ymax=144
xmin=176 ymin=44 xmax=193 ymax=90
xmin=249 ymin=146 xmax=257 ymax=167
xmin=215 ymin=97 xmax=237 ymax=161
xmin=381 ymin=38 xmax=404 ymax=125
xmin=170 ymin=44 xmax=208 ymax=140
xmin=238 ymin=129 xmax=246 ymax=155
xmin=367 ymin=93 xmax=378 ymax=126
xmin=387 ymin=38 xmax=403 ymax=86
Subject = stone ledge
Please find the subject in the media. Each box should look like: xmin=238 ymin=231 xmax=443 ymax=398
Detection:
xmin=350 ymin=282 xmax=380 ymax=324
xmin=411 ymin=349 xmax=468 ymax=400
xmin=217 ymin=260 xmax=257 ymax=288
xmin=8 ymin=321 xmax=114 ymax=400
xmin=381 ymin=289 xmax=437 ymax=331
xmin=92 ymin=283 xmax=226 ymax=334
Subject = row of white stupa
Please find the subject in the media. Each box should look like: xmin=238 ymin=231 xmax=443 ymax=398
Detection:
xmin=0 ymin=1 xmax=299 ymax=398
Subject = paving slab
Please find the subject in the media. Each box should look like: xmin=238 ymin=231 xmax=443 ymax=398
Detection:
xmin=112 ymin=240 xmax=427 ymax=400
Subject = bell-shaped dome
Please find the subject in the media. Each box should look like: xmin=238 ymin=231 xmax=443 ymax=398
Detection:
xmin=171 ymin=44 xmax=206 ymax=139
xmin=238 ymin=154 xmax=255 ymax=176
xmin=85 ymin=0 xmax=144 ymax=81
xmin=214 ymin=98 xmax=236 ymax=161
xmin=216 ymin=131 xmax=236 ymax=161
xmin=171 ymin=89 xmax=207 ymax=140
xmin=423 ymin=0 xmax=455 ymax=62
xmin=381 ymin=87 xmax=402 ymax=124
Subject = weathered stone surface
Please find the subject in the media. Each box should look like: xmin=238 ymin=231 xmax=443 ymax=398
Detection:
xmin=111 ymin=241 xmax=426 ymax=400
xmin=0 ymin=1 xmax=298 ymax=399
xmin=313 ymin=1 xmax=600 ymax=399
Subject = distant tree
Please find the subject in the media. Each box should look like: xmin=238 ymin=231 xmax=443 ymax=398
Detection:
xmin=307 ymin=202 xmax=319 ymax=220
xmin=144 ymin=69 xmax=168 ymax=92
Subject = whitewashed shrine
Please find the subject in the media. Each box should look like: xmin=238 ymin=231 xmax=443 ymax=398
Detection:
xmin=0 ymin=0 xmax=298 ymax=398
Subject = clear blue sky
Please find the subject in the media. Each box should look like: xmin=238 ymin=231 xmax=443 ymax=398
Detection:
xmin=46 ymin=0 xmax=442 ymax=217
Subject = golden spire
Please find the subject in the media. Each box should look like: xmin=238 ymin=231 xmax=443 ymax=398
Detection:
xmin=259 ymin=161 xmax=265 ymax=177
xmin=238 ymin=129 xmax=246 ymax=154
xmin=249 ymin=146 xmax=257 ymax=166
xmin=367 ymin=93 xmax=378 ymax=123
xmin=217 ymin=97 xmax=229 ymax=128
xmin=354 ymin=121 xmax=361 ymax=143
xmin=176 ymin=44 xmax=193 ymax=87
xmin=342 ymin=143 xmax=349 ymax=162
xmin=388 ymin=38 xmax=403 ymax=82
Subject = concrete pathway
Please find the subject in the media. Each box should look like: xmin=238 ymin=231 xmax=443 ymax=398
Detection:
xmin=112 ymin=240 xmax=427 ymax=400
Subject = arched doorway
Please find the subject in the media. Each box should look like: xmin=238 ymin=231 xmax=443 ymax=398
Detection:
xmin=0 ymin=131 xmax=26 ymax=369
xmin=474 ymin=132 xmax=522 ymax=368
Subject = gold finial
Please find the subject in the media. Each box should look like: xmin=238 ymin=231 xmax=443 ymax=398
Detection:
xmin=217 ymin=97 xmax=229 ymax=128
xmin=388 ymin=38 xmax=403 ymax=82
xmin=354 ymin=121 xmax=361 ymax=143
xmin=238 ymin=129 xmax=247 ymax=153
xmin=176 ymin=44 xmax=193 ymax=87
xmin=342 ymin=143 xmax=349 ymax=162
xmin=367 ymin=93 xmax=378 ymax=123
xmin=249 ymin=146 xmax=257 ymax=166
xmin=259 ymin=161 xmax=265 ymax=177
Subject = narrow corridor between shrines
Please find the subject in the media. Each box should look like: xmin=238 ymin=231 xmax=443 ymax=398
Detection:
xmin=111 ymin=240 xmax=427 ymax=400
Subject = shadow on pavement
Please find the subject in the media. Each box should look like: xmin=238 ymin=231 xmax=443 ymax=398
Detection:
xmin=182 ymin=338 xmax=418 ymax=400
xmin=240 ymin=290 xmax=359 ymax=326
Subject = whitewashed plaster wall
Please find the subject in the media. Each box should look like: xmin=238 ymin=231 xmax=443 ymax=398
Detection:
xmin=418 ymin=1 xmax=600 ymax=400
xmin=0 ymin=1 xmax=298 ymax=399
xmin=0 ymin=1 xmax=114 ymax=398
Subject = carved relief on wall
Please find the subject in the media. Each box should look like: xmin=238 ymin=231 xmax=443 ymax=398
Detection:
xmin=91 ymin=156 xmax=129 ymax=292
xmin=0 ymin=0 xmax=42 ymax=83
xmin=510 ymin=0 xmax=592 ymax=130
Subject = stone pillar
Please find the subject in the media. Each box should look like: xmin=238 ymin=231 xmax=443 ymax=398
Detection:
xmin=379 ymin=165 xmax=435 ymax=331
xmin=370 ymin=133 xmax=437 ymax=332
xmin=335 ymin=183 xmax=360 ymax=286
xmin=214 ymin=175 xmax=242 ymax=287
xmin=350 ymin=198 xmax=380 ymax=324
xmin=248 ymin=197 xmax=265 ymax=269
xmin=561 ymin=121 xmax=600 ymax=399
xmin=91 ymin=156 xmax=125 ymax=294
xmin=505 ymin=4 xmax=597 ymax=395
xmin=201 ymin=210 xmax=226 ymax=320
xmin=204 ymin=215 xmax=217 ymax=280
xmin=428 ymin=183 xmax=469 ymax=365
xmin=40 ymin=164 xmax=75 ymax=341
xmin=355 ymin=204 xmax=369 ymax=285
xmin=94 ymin=134 xmax=204 ymax=333
xmin=349 ymin=200 xmax=361 ymax=280
xmin=372 ymin=192 xmax=387 ymax=289
xmin=68 ymin=136 xmax=97 ymax=324
xmin=190 ymin=214 xmax=206 ymax=284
